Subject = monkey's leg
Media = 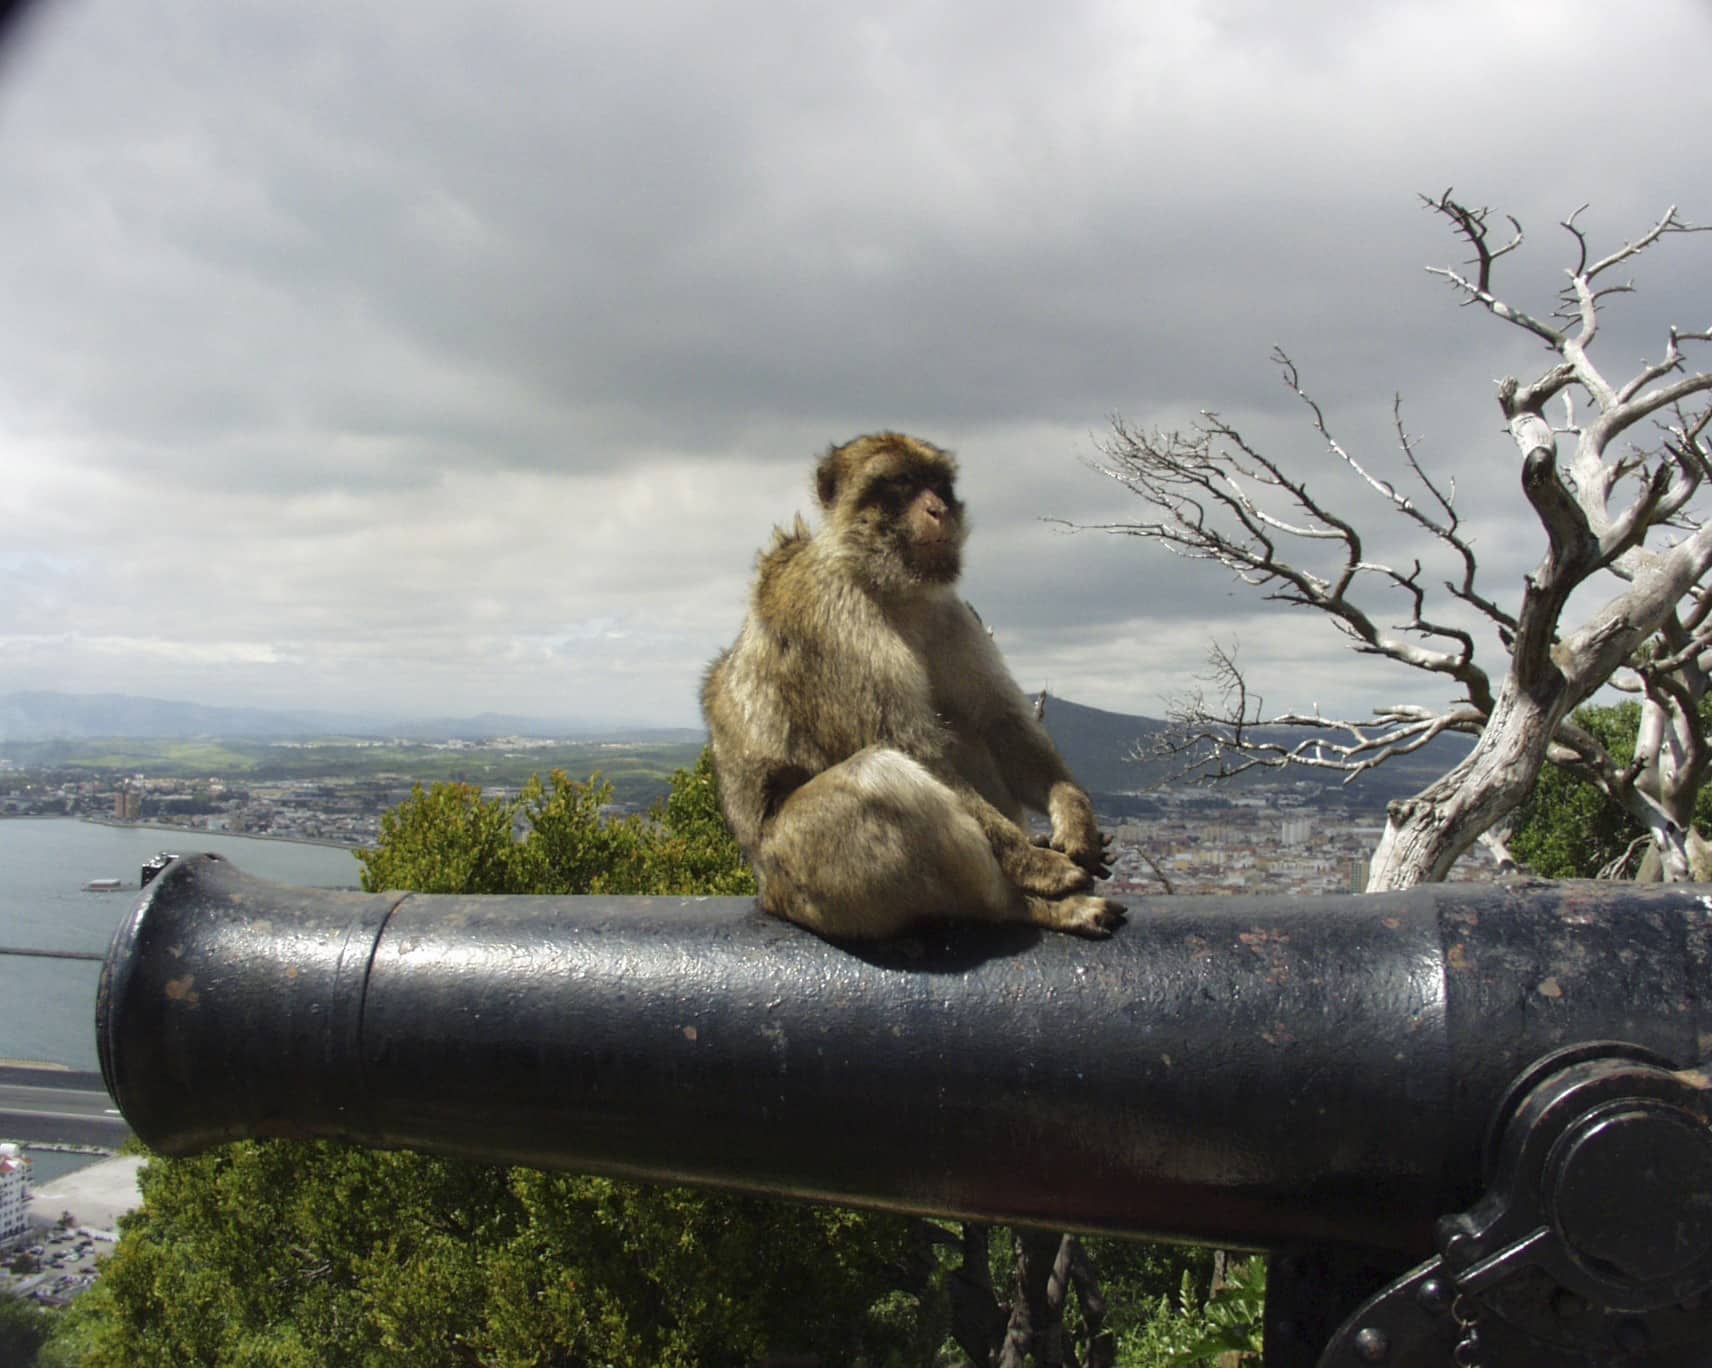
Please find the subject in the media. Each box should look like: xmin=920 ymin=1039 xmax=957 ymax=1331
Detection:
xmin=1020 ymin=892 xmax=1127 ymax=939
xmin=757 ymin=747 xmax=1122 ymax=939
xmin=756 ymin=747 xmax=1022 ymax=939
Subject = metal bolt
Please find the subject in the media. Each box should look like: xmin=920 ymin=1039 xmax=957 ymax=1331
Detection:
xmin=1550 ymin=1287 xmax=1585 ymax=1319
xmin=1614 ymin=1318 xmax=1649 ymax=1353
xmin=1353 ymin=1326 xmax=1389 ymax=1362
xmin=1416 ymin=1278 xmax=1450 ymax=1315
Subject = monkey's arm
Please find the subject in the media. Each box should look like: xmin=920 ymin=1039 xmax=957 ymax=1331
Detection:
xmin=948 ymin=776 xmax=1100 ymax=898
xmin=700 ymin=648 xmax=814 ymax=859
xmin=986 ymin=722 xmax=1111 ymax=880
xmin=943 ymin=615 xmax=1111 ymax=879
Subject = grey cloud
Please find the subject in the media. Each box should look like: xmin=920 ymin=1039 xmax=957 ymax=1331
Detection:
xmin=3 ymin=0 xmax=1710 ymax=724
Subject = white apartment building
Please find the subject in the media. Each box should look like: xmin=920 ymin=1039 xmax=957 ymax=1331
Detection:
xmin=0 ymin=1143 xmax=30 ymax=1247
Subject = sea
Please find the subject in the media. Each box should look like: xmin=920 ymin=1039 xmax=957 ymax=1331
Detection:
xmin=1 ymin=819 xmax=362 ymax=1181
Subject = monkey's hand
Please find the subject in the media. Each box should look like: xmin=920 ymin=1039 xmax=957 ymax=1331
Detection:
xmin=1034 ymin=828 xmax=1116 ymax=883
xmin=962 ymin=785 xmax=1095 ymax=896
xmin=1045 ymin=784 xmax=1112 ymax=880
xmin=1005 ymin=841 xmax=1095 ymax=898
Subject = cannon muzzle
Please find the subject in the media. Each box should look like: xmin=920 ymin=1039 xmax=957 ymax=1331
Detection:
xmin=98 ymin=854 xmax=1712 ymax=1364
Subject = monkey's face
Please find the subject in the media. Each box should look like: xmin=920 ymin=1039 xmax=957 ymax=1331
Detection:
xmin=883 ymin=473 xmax=964 ymax=584
xmin=820 ymin=435 xmax=967 ymax=591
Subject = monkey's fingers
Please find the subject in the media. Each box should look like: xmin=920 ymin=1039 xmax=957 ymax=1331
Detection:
xmin=1086 ymin=831 xmax=1117 ymax=880
xmin=1064 ymin=838 xmax=1113 ymax=881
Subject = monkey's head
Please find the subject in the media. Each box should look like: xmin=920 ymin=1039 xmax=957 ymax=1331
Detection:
xmin=815 ymin=432 xmax=966 ymax=592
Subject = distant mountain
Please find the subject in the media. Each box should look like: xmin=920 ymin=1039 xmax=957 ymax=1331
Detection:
xmin=0 ymin=691 xmax=354 ymax=741
xmin=1034 ymin=696 xmax=1169 ymax=793
xmin=0 ymin=692 xmax=701 ymax=744
xmin=362 ymin=713 xmax=703 ymax=743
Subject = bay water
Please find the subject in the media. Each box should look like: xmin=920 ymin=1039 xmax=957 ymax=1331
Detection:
xmin=0 ymin=819 xmax=362 ymax=1071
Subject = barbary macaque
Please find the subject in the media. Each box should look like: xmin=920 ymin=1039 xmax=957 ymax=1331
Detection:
xmin=701 ymin=432 xmax=1124 ymax=939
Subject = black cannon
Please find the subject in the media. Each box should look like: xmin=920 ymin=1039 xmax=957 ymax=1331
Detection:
xmin=98 ymin=853 xmax=1712 ymax=1365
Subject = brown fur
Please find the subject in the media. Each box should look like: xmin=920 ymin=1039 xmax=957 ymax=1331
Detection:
xmin=701 ymin=432 xmax=1124 ymax=940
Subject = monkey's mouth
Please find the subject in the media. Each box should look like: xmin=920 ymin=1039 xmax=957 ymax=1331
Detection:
xmin=909 ymin=539 xmax=962 ymax=582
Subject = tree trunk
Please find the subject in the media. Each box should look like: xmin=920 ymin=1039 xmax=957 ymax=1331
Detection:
xmin=1000 ymin=1229 xmax=1072 ymax=1367
xmin=1065 ymin=1238 xmax=1115 ymax=1368
xmin=1636 ymin=828 xmax=1712 ymax=882
xmin=1367 ymin=675 xmax=1564 ymax=890
xmin=1630 ymin=689 xmax=1712 ymax=881
xmin=948 ymin=1223 xmax=1007 ymax=1366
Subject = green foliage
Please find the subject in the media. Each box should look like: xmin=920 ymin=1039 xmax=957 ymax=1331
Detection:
xmin=480 ymin=1173 xmax=931 ymax=1365
xmin=357 ymin=777 xmax=535 ymax=893
xmin=1111 ymin=1255 xmax=1267 ymax=1366
xmin=634 ymin=748 xmax=762 ymax=896
xmin=355 ymin=753 xmax=757 ymax=900
xmin=66 ymin=1140 xmax=932 ymax=1366
xmin=1509 ymin=700 xmax=1712 ymax=878
xmin=68 ymin=1143 xmax=508 ymax=1366
xmin=1082 ymin=1238 xmax=1216 ymax=1353
xmin=0 ymin=1288 xmax=53 ymax=1366
xmin=1509 ymin=701 xmax=1642 ymax=878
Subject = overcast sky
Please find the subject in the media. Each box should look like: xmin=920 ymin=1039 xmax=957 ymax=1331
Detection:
xmin=3 ymin=0 xmax=1711 ymax=729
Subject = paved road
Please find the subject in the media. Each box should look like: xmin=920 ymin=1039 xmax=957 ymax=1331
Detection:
xmin=0 ymin=1078 xmax=128 ymax=1146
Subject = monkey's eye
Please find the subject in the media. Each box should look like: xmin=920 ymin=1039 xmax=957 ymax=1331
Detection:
xmin=868 ymin=475 xmax=915 ymax=508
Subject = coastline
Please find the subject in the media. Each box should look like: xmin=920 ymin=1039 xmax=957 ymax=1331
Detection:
xmin=78 ymin=816 xmax=364 ymax=852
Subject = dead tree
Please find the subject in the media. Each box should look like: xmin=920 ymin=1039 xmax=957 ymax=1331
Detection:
xmin=1083 ymin=194 xmax=1712 ymax=889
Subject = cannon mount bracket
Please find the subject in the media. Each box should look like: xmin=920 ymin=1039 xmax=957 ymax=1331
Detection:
xmin=1291 ymin=1042 xmax=1712 ymax=1366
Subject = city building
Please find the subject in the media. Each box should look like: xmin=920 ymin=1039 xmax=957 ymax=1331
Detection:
xmin=0 ymin=1143 xmax=30 ymax=1249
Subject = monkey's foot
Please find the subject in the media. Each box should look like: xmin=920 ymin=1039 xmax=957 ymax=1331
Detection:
xmin=1028 ymin=893 xmax=1127 ymax=939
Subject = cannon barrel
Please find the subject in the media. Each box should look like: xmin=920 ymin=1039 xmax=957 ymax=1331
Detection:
xmin=97 ymin=854 xmax=1712 ymax=1256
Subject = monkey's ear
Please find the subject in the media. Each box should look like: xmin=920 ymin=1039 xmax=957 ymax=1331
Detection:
xmin=814 ymin=449 xmax=842 ymax=509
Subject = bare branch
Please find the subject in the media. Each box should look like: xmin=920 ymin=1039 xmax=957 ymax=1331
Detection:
xmin=1597 ymin=834 xmax=1652 ymax=880
xmin=1478 ymin=824 xmax=1519 ymax=874
xmin=1636 ymin=624 xmax=1712 ymax=677
xmin=1585 ymin=205 xmax=1710 ymax=281
xmin=1588 ymin=371 xmax=1712 ymax=451
xmin=1562 ymin=517 xmax=1712 ymax=698
xmin=1424 ymin=194 xmax=1564 ymax=347
xmin=1617 ymin=326 xmax=1701 ymax=404
xmin=1560 ymin=203 xmax=1593 ymax=277
xmin=1130 ymin=847 xmax=1175 ymax=896
xmin=1423 ymin=191 xmax=1524 ymax=295
xmin=1087 ymin=353 xmax=1502 ymax=713
xmin=1149 ymin=643 xmax=1483 ymax=790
